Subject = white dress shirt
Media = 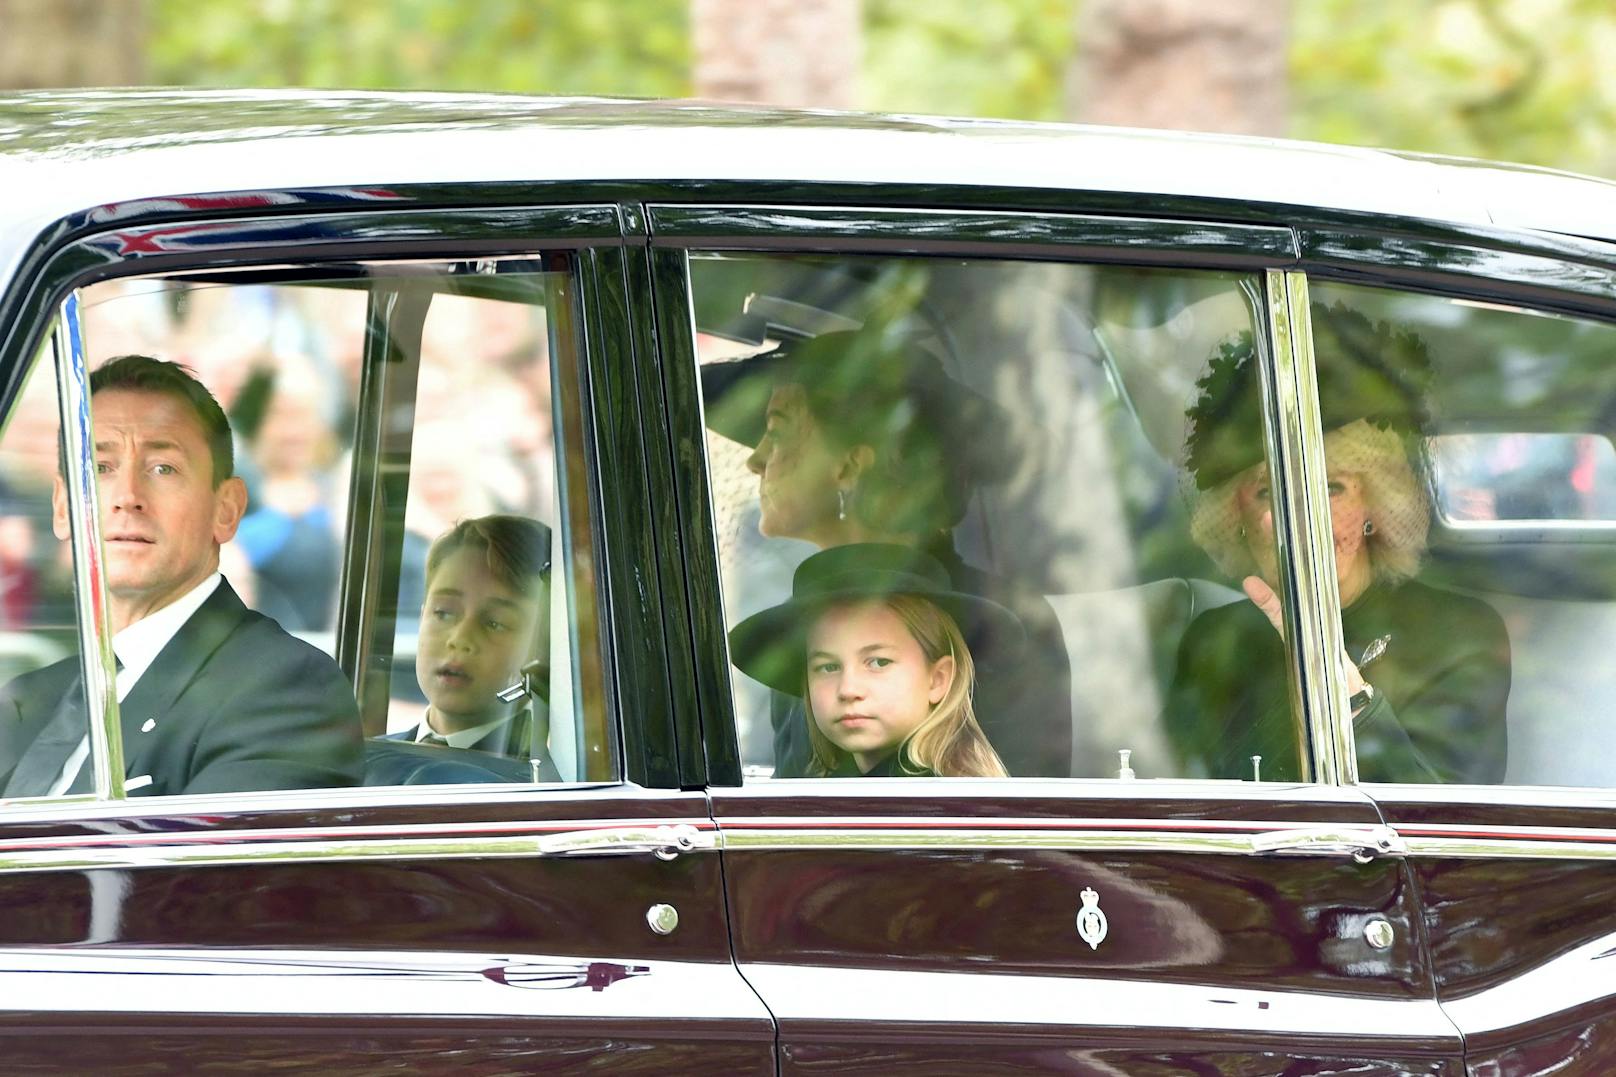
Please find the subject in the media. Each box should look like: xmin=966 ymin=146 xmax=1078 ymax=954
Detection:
xmin=414 ymin=709 xmax=516 ymax=750
xmin=51 ymin=573 xmax=223 ymax=796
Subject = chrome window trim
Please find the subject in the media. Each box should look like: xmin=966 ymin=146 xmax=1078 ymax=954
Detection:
xmin=0 ymin=778 xmax=631 ymax=818
xmin=1401 ymin=836 xmax=1616 ymax=861
xmin=648 ymin=204 xmax=1300 ymax=263
xmin=1367 ymin=782 xmax=1616 ymax=808
xmin=1261 ymin=269 xmax=1354 ymax=785
xmin=0 ymin=820 xmax=717 ymax=877
xmin=51 ymin=290 xmax=124 ymax=801
xmin=718 ymin=819 xmax=1404 ymax=859
xmin=725 ymin=774 xmax=1382 ymax=805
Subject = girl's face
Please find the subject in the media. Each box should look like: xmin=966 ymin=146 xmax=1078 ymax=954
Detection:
xmin=417 ymin=546 xmax=545 ymax=733
xmin=746 ymin=384 xmax=845 ymax=545
xmin=806 ymin=599 xmax=954 ymax=773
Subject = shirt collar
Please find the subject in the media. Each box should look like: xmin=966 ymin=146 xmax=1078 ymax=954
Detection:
xmin=113 ymin=573 xmax=222 ymax=687
xmin=417 ymin=709 xmax=518 ymax=750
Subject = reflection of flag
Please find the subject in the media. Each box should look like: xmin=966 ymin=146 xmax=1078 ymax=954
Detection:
xmin=1571 ymin=435 xmax=1598 ymax=496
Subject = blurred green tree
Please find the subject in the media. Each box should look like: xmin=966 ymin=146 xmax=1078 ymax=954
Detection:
xmin=863 ymin=0 xmax=1072 ymax=121
xmin=131 ymin=0 xmax=1615 ymax=176
xmin=1291 ymin=0 xmax=1616 ymax=176
xmin=147 ymin=0 xmax=688 ymax=98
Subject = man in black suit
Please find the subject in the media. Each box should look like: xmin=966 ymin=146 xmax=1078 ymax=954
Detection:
xmin=0 ymin=355 xmax=362 ymax=799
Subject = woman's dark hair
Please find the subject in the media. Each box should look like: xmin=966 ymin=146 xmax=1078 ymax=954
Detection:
xmin=788 ymin=331 xmax=1013 ymax=537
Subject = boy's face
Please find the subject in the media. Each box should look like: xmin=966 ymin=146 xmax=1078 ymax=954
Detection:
xmin=416 ymin=545 xmax=546 ymax=733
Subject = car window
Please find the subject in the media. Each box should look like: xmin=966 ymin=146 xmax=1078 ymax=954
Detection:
xmin=0 ymin=339 xmax=87 ymax=794
xmin=689 ymin=251 xmax=1301 ymax=781
xmin=0 ymin=255 xmax=614 ymax=802
xmin=1308 ymin=279 xmax=1616 ymax=788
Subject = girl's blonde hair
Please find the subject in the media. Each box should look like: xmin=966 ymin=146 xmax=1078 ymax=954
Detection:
xmin=804 ymin=594 xmax=1008 ymax=778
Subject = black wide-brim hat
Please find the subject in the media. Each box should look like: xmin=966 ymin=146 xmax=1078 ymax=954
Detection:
xmin=698 ymin=330 xmax=1016 ymax=485
xmin=728 ymin=543 xmax=1025 ymax=696
xmin=1183 ymin=301 xmax=1435 ymax=490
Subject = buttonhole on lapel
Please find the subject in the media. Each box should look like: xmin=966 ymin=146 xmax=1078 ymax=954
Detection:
xmin=140 ymin=718 xmax=156 ymax=733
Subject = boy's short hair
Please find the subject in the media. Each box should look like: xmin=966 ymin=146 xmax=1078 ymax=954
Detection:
xmin=88 ymin=354 xmax=236 ymax=487
xmin=425 ymin=514 xmax=552 ymax=595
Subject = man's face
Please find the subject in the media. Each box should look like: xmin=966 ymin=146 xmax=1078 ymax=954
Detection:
xmin=53 ymin=388 xmax=245 ymax=629
xmin=416 ymin=545 xmax=546 ymax=734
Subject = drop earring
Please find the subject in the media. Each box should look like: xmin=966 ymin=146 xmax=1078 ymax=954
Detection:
xmin=1363 ymin=519 xmax=1375 ymax=536
xmin=837 ymin=488 xmax=848 ymax=522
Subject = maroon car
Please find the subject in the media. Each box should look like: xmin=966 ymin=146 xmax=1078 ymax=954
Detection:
xmin=0 ymin=89 xmax=1614 ymax=1074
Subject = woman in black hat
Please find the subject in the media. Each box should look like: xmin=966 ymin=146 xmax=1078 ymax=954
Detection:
xmin=703 ymin=330 xmax=1072 ymax=778
xmin=1166 ymin=303 xmax=1510 ymax=784
xmin=730 ymin=544 xmax=1017 ymax=777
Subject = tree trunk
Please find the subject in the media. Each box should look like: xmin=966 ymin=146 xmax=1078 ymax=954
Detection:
xmin=0 ymin=0 xmax=146 ymax=89
xmin=1071 ymin=0 xmax=1289 ymax=136
xmin=691 ymin=0 xmax=860 ymax=109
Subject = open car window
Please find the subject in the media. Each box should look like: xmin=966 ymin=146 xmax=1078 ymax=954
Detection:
xmin=689 ymin=251 xmax=1307 ymax=782
xmin=0 ymin=255 xmax=615 ymax=803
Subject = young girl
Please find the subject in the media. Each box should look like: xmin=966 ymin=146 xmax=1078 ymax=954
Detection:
xmin=729 ymin=544 xmax=1018 ymax=778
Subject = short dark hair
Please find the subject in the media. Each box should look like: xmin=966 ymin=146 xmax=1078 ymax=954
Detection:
xmin=90 ymin=355 xmax=235 ymax=487
xmin=425 ymin=514 xmax=552 ymax=596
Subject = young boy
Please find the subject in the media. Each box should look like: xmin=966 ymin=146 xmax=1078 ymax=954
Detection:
xmin=391 ymin=515 xmax=553 ymax=768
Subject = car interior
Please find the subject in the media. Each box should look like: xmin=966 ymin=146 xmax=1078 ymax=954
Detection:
xmin=0 ymin=256 xmax=614 ymax=793
xmin=694 ymin=252 xmax=1616 ymax=788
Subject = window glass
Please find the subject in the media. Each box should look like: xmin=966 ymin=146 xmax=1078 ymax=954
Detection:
xmin=0 ymin=256 xmax=612 ymax=802
xmin=690 ymin=252 xmax=1292 ymax=781
xmin=0 ymin=343 xmax=89 ymax=797
xmin=1308 ymin=280 xmax=1616 ymax=787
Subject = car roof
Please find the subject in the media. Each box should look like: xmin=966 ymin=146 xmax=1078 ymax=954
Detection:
xmin=3 ymin=88 xmax=1614 ymax=280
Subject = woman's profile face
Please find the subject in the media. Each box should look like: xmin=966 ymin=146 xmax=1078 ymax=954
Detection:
xmin=746 ymin=384 xmax=844 ymax=543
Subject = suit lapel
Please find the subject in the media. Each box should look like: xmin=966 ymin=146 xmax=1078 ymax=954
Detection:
xmin=119 ymin=582 xmax=249 ymax=768
xmin=3 ymin=672 xmax=88 ymax=798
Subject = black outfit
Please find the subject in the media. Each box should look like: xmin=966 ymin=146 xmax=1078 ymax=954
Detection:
xmin=769 ymin=544 xmax=1073 ymax=778
xmin=1165 ymin=578 xmax=1510 ymax=784
xmin=828 ymin=751 xmax=937 ymax=778
xmin=0 ymin=581 xmax=363 ymax=798
xmin=365 ymin=704 xmax=561 ymax=785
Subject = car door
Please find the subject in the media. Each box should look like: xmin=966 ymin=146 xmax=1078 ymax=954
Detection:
xmin=1296 ymin=230 xmax=1616 ymax=1074
xmin=643 ymin=203 xmax=1463 ymax=1072
xmin=0 ymin=195 xmax=771 ymax=1072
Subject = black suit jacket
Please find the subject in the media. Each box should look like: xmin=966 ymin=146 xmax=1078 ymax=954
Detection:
xmin=0 ymin=580 xmax=362 ymax=798
xmin=368 ymin=704 xmax=562 ymax=785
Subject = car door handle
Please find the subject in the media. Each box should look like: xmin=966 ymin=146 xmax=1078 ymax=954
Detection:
xmin=542 ymin=824 xmax=715 ymax=860
xmin=1249 ymin=825 xmax=1407 ymax=862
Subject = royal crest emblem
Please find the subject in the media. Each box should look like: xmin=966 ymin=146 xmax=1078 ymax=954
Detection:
xmin=1075 ymin=886 xmax=1109 ymax=951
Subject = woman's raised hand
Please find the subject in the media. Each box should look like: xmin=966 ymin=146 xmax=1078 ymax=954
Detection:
xmin=1241 ymin=575 xmax=1367 ymax=696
